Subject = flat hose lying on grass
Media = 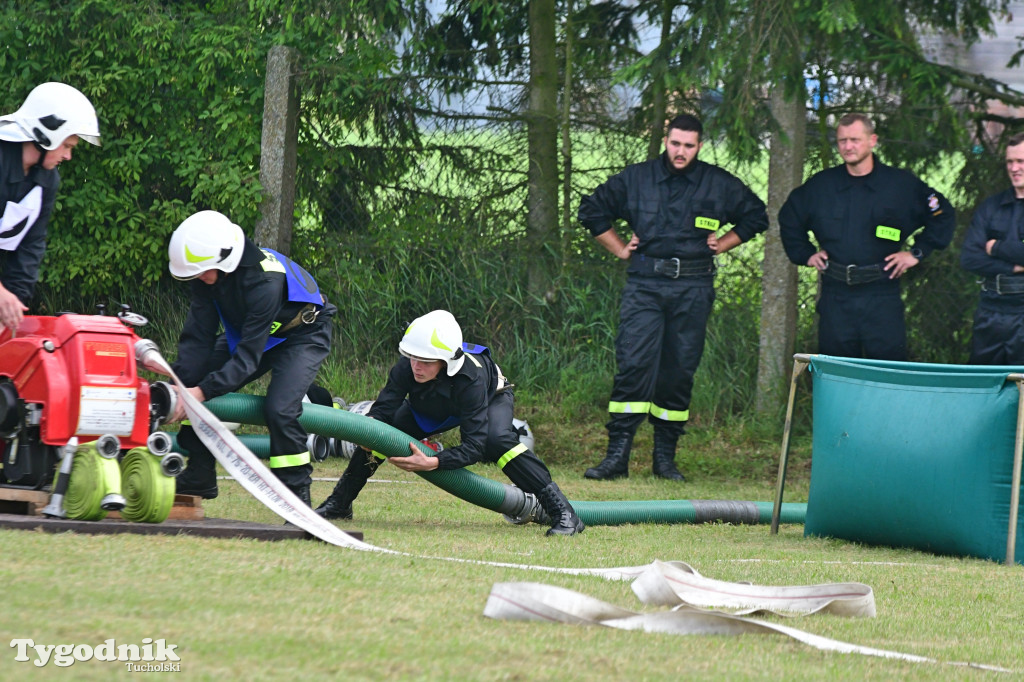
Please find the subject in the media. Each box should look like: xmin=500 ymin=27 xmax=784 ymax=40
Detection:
xmin=200 ymin=393 xmax=806 ymax=527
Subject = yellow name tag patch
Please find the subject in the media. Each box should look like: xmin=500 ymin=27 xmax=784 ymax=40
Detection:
xmin=875 ymin=225 xmax=900 ymax=241
xmin=695 ymin=216 xmax=720 ymax=231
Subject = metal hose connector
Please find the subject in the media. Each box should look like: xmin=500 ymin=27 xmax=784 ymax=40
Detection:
xmin=159 ymin=452 xmax=185 ymax=478
xmin=147 ymin=430 xmax=172 ymax=456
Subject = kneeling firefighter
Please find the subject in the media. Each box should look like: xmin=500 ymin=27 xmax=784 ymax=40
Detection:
xmin=163 ymin=210 xmax=336 ymax=505
xmin=316 ymin=310 xmax=584 ymax=536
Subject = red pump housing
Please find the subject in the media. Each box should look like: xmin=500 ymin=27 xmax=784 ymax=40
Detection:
xmin=0 ymin=314 xmax=151 ymax=448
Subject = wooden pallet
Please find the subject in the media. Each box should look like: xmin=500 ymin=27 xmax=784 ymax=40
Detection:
xmin=0 ymin=488 xmax=363 ymax=541
xmin=0 ymin=488 xmax=205 ymax=520
xmin=107 ymin=494 xmax=205 ymax=521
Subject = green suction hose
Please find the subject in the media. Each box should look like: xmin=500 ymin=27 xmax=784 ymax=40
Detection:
xmin=203 ymin=393 xmax=807 ymax=526
xmin=167 ymin=432 xmax=274 ymax=459
xmin=119 ymin=448 xmax=176 ymax=523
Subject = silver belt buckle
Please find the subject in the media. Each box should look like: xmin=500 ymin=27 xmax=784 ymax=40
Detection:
xmin=666 ymin=257 xmax=681 ymax=278
xmin=845 ymin=263 xmax=857 ymax=285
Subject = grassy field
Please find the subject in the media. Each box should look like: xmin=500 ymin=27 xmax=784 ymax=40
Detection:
xmin=3 ymin=430 xmax=1023 ymax=681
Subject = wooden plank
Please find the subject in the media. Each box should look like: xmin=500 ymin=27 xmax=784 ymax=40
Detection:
xmin=0 ymin=488 xmax=49 ymax=503
xmin=106 ymin=505 xmax=205 ymax=521
xmin=0 ymin=513 xmax=363 ymax=542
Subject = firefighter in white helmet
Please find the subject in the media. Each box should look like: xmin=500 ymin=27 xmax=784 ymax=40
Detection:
xmin=0 ymin=82 xmax=101 ymax=332
xmin=315 ymin=309 xmax=584 ymax=536
xmin=159 ymin=210 xmax=336 ymax=507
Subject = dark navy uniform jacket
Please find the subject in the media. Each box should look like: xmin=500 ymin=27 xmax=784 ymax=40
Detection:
xmin=369 ymin=353 xmax=505 ymax=471
xmin=172 ymin=239 xmax=325 ymax=399
xmin=961 ymin=188 xmax=1024 ymax=313
xmin=578 ymin=154 xmax=768 ymax=267
xmin=0 ymin=140 xmax=59 ymax=304
xmin=779 ymin=155 xmax=955 ymax=292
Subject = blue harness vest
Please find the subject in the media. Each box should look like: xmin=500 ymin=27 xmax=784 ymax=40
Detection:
xmin=410 ymin=342 xmax=488 ymax=433
xmin=218 ymin=248 xmax=323 ymax=353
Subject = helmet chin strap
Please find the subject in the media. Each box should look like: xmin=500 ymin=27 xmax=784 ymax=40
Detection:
xmin=28 ymin=140 xmax=48 ymax=174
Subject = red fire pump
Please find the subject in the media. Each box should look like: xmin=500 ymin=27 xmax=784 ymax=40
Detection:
xmin=0 ymin=310 xmax=181 ymax=521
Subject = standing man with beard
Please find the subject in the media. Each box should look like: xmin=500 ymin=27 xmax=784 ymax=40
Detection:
xmin=779 ymin=113 xmax=955 ymax=360
xmin=578 ymin=114 xmax=768 ymax=482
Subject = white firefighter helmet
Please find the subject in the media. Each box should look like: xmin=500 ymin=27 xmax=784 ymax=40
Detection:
xmin=168 ymin=210 xmax=245 ymax=280
xmin=512 ymin=418 xmax=535 ymax=451
xmin=398 ymin=310 xmax=465 ymax=376
xmin=0 ymin=82 xmax=101 ymax=150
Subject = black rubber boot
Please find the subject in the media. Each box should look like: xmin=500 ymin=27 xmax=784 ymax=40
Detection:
xmin=537 ymin=482 xmax=585 ymax=536
xmin=174 ymin=457 xmax=218 ymax=499
xmin=314 ymin=473 xmax=357 ymax=520
xmin=652 ymin=430 xmax=685 ymax=481
xmin=315 ymin=447 xmax=376 ymax=520
xmin=584 ymin=432 xmax=633 ymax=480
xmin=288 ymin=483 xmax=311 ymax=507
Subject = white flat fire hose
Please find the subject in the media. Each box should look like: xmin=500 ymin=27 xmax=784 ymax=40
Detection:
xmin=135 ymin=341 xmax=1014 ymax=673
xmin=483 ymin=580 xmax=1007 ymax=672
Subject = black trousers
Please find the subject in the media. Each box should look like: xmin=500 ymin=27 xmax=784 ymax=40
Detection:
xmin=341 ymin=390 xmax=553 ymax=499
xmin=607 ymin=277 xmax=715 ymax=438
xmin=969 ymin=307 xmax=1024 ymax=365
xmin=817 ymin=288 xmax=906 ymax=361
xmin=178 ymin=313 xmax=333 ymax=488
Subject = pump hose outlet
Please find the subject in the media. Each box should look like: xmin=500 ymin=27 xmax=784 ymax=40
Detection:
xmin=147 ymin=430 xmax=172 ymax=456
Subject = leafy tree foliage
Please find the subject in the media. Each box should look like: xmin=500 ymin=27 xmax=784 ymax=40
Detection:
xmin=1 ymin=0 xmax=424 ymax=300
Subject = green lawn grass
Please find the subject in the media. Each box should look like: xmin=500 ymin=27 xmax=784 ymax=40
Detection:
xmin=3 ymin=445 xmax=1021 ymax=681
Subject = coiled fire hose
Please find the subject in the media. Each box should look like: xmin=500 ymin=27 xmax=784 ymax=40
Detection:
xmin=119 ymin=451 xmax=175 ymax=523
xmin=58 ymin=436 xmax=125 ymax=521
xmin=200 ymin=393 xmax=807 ymax=527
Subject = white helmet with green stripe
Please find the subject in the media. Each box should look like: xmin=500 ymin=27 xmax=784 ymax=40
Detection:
xmin=168 ymin=210 xmax=245 ymax=280
xmin=399 ymin=310 xmax=465 ymax=376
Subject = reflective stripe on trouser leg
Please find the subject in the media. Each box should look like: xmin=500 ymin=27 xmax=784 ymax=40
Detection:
xmin=268 ymin=451 xmax=312 ymax=468
xmin=499 ymin=447 xmax=553 ymax=494
xmin=608 ymin=401 xmax=651 ymax=414
xmin=649 ymin=404 xmax=689 ymax=422
xmin=497 ymin=443 xmax=528 ymax=469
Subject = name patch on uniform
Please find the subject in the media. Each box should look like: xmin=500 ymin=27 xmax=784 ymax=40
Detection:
xmin=875 ymin=225 xmax=900 ymax=242
xmin=695 ymin=216 xmax=719 ymax=231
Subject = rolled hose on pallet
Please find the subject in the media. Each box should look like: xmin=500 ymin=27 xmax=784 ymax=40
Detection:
xmin=60 ymin=439 xmax=122 ymax=521
xmin=119 ymin=448 xmax=176 ymax=523
xmin=203 ymin=393 xmax=807 ymax=526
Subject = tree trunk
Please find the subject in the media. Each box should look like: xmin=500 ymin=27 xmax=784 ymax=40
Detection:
xmin=755 ymin=88 xmax=803 ymax=413
xmin=560 ymin=0 xmax=574 ymax=257
xmin=526 ymin=0 xmax=560 ymax=303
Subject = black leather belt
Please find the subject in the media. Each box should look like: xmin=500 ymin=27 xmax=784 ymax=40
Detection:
xmin=631 ymin=256 xmax=715 ymax=279
xmin=821 ymin=261 xmax=885 ymax=285
xmin=982 ymin=274 xmax=1024 ymax=295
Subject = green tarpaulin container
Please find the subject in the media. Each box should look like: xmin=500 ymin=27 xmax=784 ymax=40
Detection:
xmin=804 ymin=356 xmax=1024 ymax=565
